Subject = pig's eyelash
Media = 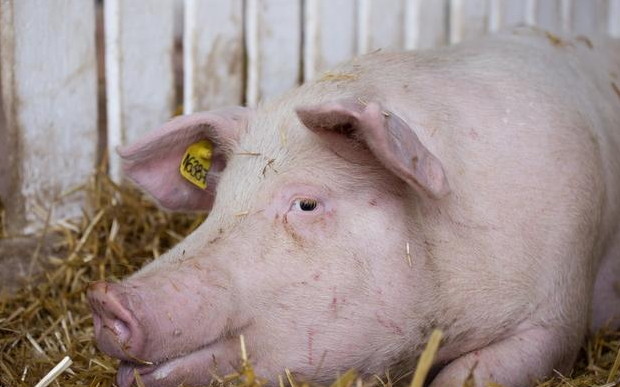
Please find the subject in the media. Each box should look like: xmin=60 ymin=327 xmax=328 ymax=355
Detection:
xmin=290 ymin=198 xmax=319 ymax=212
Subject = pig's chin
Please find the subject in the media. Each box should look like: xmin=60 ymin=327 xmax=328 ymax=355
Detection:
xmin=116 ymin=341 xmax=229 ymax=387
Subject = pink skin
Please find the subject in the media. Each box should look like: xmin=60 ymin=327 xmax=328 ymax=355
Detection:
xmin=89 ymin=173 xmax=423 ymax=387
xmin=89 ymin=94 xmax=441 ymax=387
xmin=89 ymin=29 xmax=620 ymax=387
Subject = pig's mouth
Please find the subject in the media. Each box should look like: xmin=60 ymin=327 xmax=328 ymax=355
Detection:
xmin=115 ymin=324 xmax=251 ymax=387
xmin=116 ymin=341 xmax=216 ymax=387
xmin=117 ymin=362 xmax=157 ymax=387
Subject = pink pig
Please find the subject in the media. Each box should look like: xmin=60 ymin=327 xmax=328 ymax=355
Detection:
xmin=88 ymin=28 xmax=620 ymax=387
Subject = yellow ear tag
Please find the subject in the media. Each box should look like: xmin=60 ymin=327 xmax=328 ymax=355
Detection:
xmin=179 ymin=140 xmax=213 ymax=189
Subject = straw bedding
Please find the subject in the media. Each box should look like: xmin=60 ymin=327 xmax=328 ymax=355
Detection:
xmin=0 ymin=170 xmax=618 ymax=387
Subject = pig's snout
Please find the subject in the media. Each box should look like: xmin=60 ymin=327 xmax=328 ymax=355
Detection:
xmin=88 ymin=281 xmax=146 ymax=363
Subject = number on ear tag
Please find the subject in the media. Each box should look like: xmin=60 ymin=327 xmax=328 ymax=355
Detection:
xmin=179 ymin=140 xmax=213 ymax=189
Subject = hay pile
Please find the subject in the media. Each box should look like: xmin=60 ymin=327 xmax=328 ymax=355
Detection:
xmin=0 ymin=170 xmax=618 ymax=387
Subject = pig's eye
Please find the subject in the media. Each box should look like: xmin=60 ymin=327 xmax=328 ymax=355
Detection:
xmin=291 ymin=198 xmax=319 ymax=212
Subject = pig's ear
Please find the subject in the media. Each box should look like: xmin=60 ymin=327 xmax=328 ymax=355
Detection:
xmin=296 ymin=100 xmax=449 ymax=199
xmin=117 ymin=106 xmax=250 ymax=211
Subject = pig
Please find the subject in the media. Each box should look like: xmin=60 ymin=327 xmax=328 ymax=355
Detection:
xmin=88 ymin=27 xmax=620 ymax=387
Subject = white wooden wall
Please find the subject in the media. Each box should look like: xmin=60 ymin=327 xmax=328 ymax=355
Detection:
xmin=1 ymin=0 xmax=619 ymax=235
xmin=0 ymin=0 xmax=98 ymax=234
xmin=105 ymin=0 xmax=177 ymax=182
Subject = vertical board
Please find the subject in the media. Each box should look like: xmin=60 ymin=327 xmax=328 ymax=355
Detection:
xmin=571 ymin=0 xmax=609 ymax=35
xmin=450 ymin=0 xmax=490 ymax=43
xmin=184 ymin=0 xmax=244 ymax=113
xmin=246 ymin=0 xmax=302 ymax=107
xmin=525 ymin=0 xmax=536 ymax=25
xmin=611 ymin=0 xmax=620 ymax=37
xmin=0 ymin=0 xmax=98 ymax=235
xmin=490 ymin=0 xmax=528 ymax=30
xmin=531 ymin=0 xmax=565 ymax=33
xmin=105 ymin=0 xmax=176 ymax=182
xmin=358 ymin=0 xmax=407 ymax=53
xmin=303 ymin=0 xmax=357 ymax=80
xmin=405 ymin=0 xmax=449 ymax=50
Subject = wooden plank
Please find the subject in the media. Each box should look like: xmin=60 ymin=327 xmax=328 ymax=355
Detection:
xmin=405 ymin=0 xmax=449 ymax=49
xmin=561 ymin=0 xmax=572 ymax=33
xmin=530 ymin=0 xmax=565 ymax=33
xmin=245 ymin=0 xmax=302 ymax=107
xmin=184 ymin=0 xmax=244 ymax=112
xmin=611 ymin=0 xmax=620 ymax=37
xmin=303 ymin=0 xmax=357 ymax=80
xmin=450 ymin=0 xmax=490 ymax=44
xmin=489 ymin=0 xmax=502 ymax=32
xmin=525 ymin=0 xmax=536 ymax=25
xmin=571 ymin=0 xmax=609 ymax=35
xmin=104 ymin=0 xmax=176 ymax=182
xmin=0 ymin=0 xmax=98 ymax=235
xmin=524 ymin=0 xmax=570 ymax=33
xmin=358 ymin=0 xmax=407 ymax=53
xmin=490 ymin=0 xmax=528 ymax=30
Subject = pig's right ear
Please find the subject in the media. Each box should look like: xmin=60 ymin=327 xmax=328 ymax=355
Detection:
xmin=296 ymin=99 xmax=449 ymax=199
xmin=117 ymin=107 xmax=250 ymax=212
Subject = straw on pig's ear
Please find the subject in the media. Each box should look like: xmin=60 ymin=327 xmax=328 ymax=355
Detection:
xmin=296 ymin=99 xmax=450 ymax=199
xmin=117 ymin=106 xmax=250 ymax=212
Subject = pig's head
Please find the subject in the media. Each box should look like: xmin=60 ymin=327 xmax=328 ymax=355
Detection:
xmin=88 ymin=97 xmax=450 ymax=387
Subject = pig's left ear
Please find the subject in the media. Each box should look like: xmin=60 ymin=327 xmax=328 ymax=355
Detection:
xmin=296 ymin=99 xmax=450 ymax=199
xmin=117 ymin=107 xmax=250 ymax=212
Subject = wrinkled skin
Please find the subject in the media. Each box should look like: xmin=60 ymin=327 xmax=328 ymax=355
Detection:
xmin=88 ymin=28 xmax=620 ymax=387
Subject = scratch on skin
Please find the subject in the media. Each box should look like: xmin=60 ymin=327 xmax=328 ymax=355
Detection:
xmin=208 ymin=236 xmax=221 ymax=244
xmin=469 ymin=128 xmax=479 ymax=140
xmin=375 ymin=313 xmax=404 ymax=335
xmin=307 ymin=328 xmax=315 ymax=365
xmin=191 ymin=261 xmax=204 ymax=271
xmin=423 ymin=240 xmax=436 ymax=260
xmin=169 ymin=278 xmax=180 ymax=292
xmin=447 ymin=213 xmax=495 ymax=231
xmin=330 ymin=287 xmax=338 ymax=317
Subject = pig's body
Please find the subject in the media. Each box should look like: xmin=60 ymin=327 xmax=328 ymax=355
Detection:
xmin=89 ymin=28 xmax=620 ymax=387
